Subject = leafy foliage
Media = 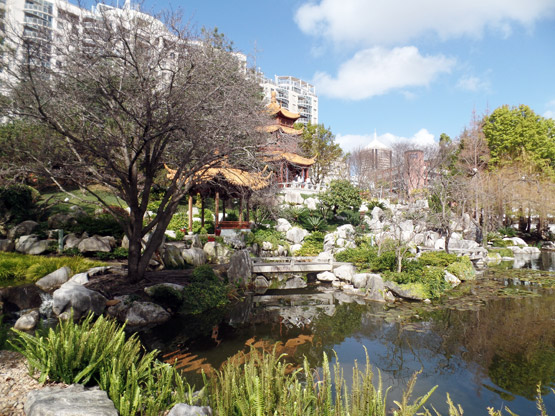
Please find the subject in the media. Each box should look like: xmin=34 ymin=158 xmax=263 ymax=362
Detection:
xmin=0 ymin=252 xmax=105 ymax=285
xmin=181 ymin=265 xmax=229 ymax=315
xmin=246 ymin=228 xmax=288 ymax=251
xmin=319 ymin=180 xmax=362 ymax=217
xmin=296 ymin=231 xmax=325 ymax=256
xmin=297 ymin=123 xmax=344 ymax=184
xmin=0 ymin=184 xmax=41 ymax=225
xmin=11 ymin=313 xmax=194 ymax=416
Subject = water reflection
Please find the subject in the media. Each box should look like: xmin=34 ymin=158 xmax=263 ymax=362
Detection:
xmin=143 ymin=280 xmax=555 ymax=415
xmin=513 ymin=251 xmax=555 ymax=271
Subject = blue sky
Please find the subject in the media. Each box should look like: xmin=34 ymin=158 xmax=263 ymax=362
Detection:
xmin=139 ymin=0 xmax=555 ymax=152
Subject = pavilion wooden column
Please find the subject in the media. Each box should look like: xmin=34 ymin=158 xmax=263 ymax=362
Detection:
xmin=188 ymin=194 xmax=193 ymax=233
xmin=246 ymin=194 xmax=250 ymax=222
xmin=214 ymin=192 xmax=220 ymax=228
xmin=239 ymin=196 xmax=244 ymax=222
xmin=201 ymin=196 xmax=205 ymax=228
xmin=222 ymin=198 xmax=226 ymax=221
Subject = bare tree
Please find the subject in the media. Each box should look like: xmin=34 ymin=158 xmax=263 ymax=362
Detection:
xmin=4 ymin=6 xmax=268 ymax=281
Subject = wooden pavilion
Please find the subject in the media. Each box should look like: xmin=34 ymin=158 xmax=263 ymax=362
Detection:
xmin=165 ymin=163 xmax=270 ymax=232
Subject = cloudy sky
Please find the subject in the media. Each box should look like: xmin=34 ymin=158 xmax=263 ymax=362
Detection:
xmin=143 ymin=0 xmax=555 ymax=152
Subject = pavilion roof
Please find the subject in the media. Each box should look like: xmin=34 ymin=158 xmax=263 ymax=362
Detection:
xmin=265 ymin=151 xmax=315 ymax=167
xmin=165 ymin=164 xmax=271 ymax=191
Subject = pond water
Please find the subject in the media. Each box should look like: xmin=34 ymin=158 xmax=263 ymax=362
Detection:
xmin=142 ymin=264 xmax=555 ymax=415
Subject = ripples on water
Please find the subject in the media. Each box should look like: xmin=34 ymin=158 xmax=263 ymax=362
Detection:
xmin=143 ymin=260 xmax=555 ymax=415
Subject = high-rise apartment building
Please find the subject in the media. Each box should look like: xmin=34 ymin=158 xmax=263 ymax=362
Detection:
xmin=261 ymin=75 xmax=318 ymax=126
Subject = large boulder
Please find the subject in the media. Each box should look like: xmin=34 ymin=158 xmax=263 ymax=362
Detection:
xmin=336 ymin=224 xmax=356 ymax=240
xmin=48 ymin=213 xmax=78 ymax=229
xmin=162 ymin=244 xmax=185 ymax=269
xmin=304 ymin=197 xmax=318 ymax=210
xmin=35 ymin=266 xmax=72 ymax=292
xmin=167 ymin=403 xmax=213 ymax=416
xmin=275 ymin=218 xmax=292 ymax=233
xmin=0 ymin=284 xmax=43 ymax=312
xmin=227 ymin=250 xmax=252 ymax=287
xmin=25 ymin=384 xmax=117 ymax=416
xmin=15 ymin=235 xmax=50 ymax=255
xmin=64 ymin=233 xmax=87 ymax=249
xmin=444 ymin=271 xmax=461 ymax=288
xmin=123 ymin=301 xmax=171 ymax=329
xmin=14 ymin=310 xmax=39 ymax=331
xmin=203 ymin=242 xmax=231 ymax=264
xmin=365 ymin=274 xmax=386 ymax=303
xmin=351 ymin=273 xmax=368 ymax=289
xmin=286 ymin=227 xmax=309 ymax=244
xmin=0 ymin=239 xmax=14 ymax=252
xmin=181 ymin=248 xmax=207 ymax=266
xmin=333 ymin=264 xmax=355 ymax=283
xmin=77 ymin=235 xmax=115 ymax=253
xmin=52 ymin=282 xmax=107 ymax=318
xmin=9 ymin=220 xmax=39 ymax=239
xmin=371 ymin=206 xmax=385 ymax=221
xmin=316 ymin=271 xmax=336 ymax=282
xmin=284 ymin=276 xmax=307 ymax=289
xmin=503 ymin=237 xmax=527 ymax=246
xmin=384 ymin=281 xmax=427 ymax=301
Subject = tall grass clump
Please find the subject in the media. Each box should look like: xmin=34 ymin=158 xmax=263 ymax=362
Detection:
xmin=0 ymin=252 xmax=105 ymax=286
xmin=11 ymin=313 xmax=194 ymax=416
xmin=210 ymin=347 xmax=436 ymax=416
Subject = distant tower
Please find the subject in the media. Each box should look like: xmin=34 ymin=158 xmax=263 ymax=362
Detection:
xmin=365 ymin=132 xmax=392 ymax=171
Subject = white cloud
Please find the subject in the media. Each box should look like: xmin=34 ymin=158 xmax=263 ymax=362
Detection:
xmin=295 ymin=0 xmax=555 ymax=46
xmin=456 ymin=75 xmax=490 ymax=92
xmin=545 ymin=100 xmax=555 ymax=119
xmin=313 ymin=46 xmax=454 ymax=100
xmin=337 ymin=129 xmax=437 ymax=153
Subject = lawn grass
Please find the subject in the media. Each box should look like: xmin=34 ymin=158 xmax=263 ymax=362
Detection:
xmin=0 ymin=252 xmax=106 ymax=287
xmin=42 ymin=185 xmax=127 ymax=215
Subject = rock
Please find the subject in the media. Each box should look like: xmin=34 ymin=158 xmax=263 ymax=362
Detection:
xmin=503 ymin=237 xmax=527 ymax=246
xmin=284 ymin=276 xmax=307 ymax=289
xmin=182 ymin=247 xmax=207 ymax=266
xmin=275 ymin=218 xmax=292 ymax=232
xmin=67 ymin=272 xmax=89 ymax=285
xmin=9 ymin=220 xmax=39 ymax=239
xmin=25 ymin=384 xmax=117 ymax=416
xmin=144 ymin=283 xmax=184 ymax=296
xmin=304 ymin=197 xmax=318 ymax=210
xmin=64 ymin=233 xmax=86 ymax=249
xmin=124 ymin=301 xmax=171 ymax=328
xmin=78 ymin=235 xmax=115 ymax=253
xmin=253 ymin=275 xmax=270 ymax=289
xmin=384 ymin=281 xmax=426 ymax=301
xmin=365 ymin=274 xmax=386 ymax=303
xmin=290 ymin=244 xmax=302 ymax=254
xmin=352 ymin=273 xmax=368 ymax=288
xmin=15 ymin=235 xmax=50 ymax=255
xmin=323 ymin=233 xmax=336 ymax=252
xmin=333 ymin=264 xmax=355 ymax=283
xmin=203 ymin=242 xmax=231 ymax=264
xmin=444 ymin=271 xmax=461 ymax=288
xmin=371 ymin=206 xmax=384 ymax=221
xmin=0 ymin=239 xmax=14 ymax=252
xmin=336 ymin=224 xmax=356 ymax=240
xmin=286 ymin=227 xmax=309 ymax=244
xmin=162 ymin=244 xmax=185 ymax=269
xmin=316 ymin=271 xmax=336 ymax=282
xmin=167 ymin=403 xmax=213 ymax=416
xmin=47 ymin=213 xmax=77 ymax=229
xmin=227 ymin=250 xmax=253 ymax=287
xmin=261 ymin=241 xmax=274 ymax=251
xmin=35 ymin=267 xmax=72 ymax=292
xmin=223 ymin=234 xmax=245 ymax=249
xmin=87 ymin=266 xmax=110 ymax=276
xmin=52 ymin=283 xmax=107 ymax=318
xmin=364 ymin=217 xmax=383 ymax=232
xmin=0 ymin=284 xmax=43 ymax=312
xmin=14 ymin=310 xmax=39 ymax=331
xmin=434 ymin=238 xmax=445 ymax=250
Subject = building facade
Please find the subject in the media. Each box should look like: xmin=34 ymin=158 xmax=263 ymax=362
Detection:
xmin=261 ymin=75 xmax=318 ymax=126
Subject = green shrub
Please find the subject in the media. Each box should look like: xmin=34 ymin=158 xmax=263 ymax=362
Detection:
xmin=488 ymin=248 xmax=514 ymax=257
xmin=68 ymin=214 xmax=124 ymax=239
xmin=246 ymin=228 xmax=287 ymax=250
xmin=296 ymin=231 xmax=325 ymax=256
xmin=372 ymin=251 xmax=397 ymax=272
xmin=335 ymin=245 xmax=379 ymax=270
xmin=299 ymin=212 xmax=327 ymax=232
xmin=94 ymin=247 xmax=129 ymax=260
xmin=498 ymin=226 xmax=517 ymax=237
xmin=0 ymin=184 xmax=41 ymax=224
xmin=418 ymin=251 xmax=458 ymax=267
xmin=280 ymin=206 xmax=308 ymax=225
xmin=384 ymin=265 xmax=449 ymax=299
xmin=167 ymin=211 xmax=188 ymax=232
xmin=11 ymin=313 xmax=193 ymax=416
xmin=446 ymin=256 xmax=476 ymax=281
xmin=148 ymin=285 xmax=183 ymax=310
xmin=181 ymin=265 xmax=229 ymax=315
xmin=0 ymin=252 xmax=105 ymax=285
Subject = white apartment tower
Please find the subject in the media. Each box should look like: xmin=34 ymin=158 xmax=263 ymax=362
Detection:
xmin=262 ymin=75 xmax=318 ymax=126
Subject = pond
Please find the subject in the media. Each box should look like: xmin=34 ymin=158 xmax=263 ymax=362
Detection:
xmin=142 ymin=267 xmax=555 ymax=415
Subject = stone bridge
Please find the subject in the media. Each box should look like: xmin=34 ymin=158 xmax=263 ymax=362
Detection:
xmin=251 ymin=256 xmax=350 ymax=274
